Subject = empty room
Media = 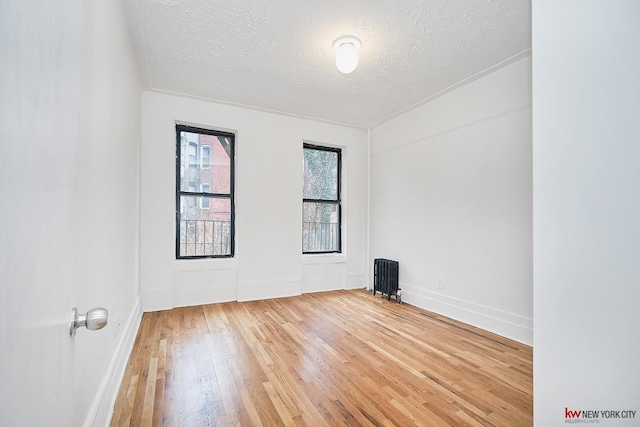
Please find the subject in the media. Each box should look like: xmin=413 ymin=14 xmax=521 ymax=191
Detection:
xmin=1 ymin=1 xmax=639 ymax=426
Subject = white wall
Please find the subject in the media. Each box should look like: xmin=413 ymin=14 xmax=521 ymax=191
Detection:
xmin=140 ymin=92 xmax=368 ymax=310
xmin=533 ymin=1 xmax=640 ymax=425
xmin=370 ymin=56 xmax=533 ymax=344
xmin=0 ymin=1 xmax=141 ymax=426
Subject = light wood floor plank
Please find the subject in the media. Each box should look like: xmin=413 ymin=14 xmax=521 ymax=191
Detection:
xmin=111 ymin=290 xmax=532 ymax=426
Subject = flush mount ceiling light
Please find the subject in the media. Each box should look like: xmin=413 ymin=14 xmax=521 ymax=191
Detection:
xmin=333 ymin=36 xmax=362 ymax=74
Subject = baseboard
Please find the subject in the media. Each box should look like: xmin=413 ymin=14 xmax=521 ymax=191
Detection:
xmin=141 ymin=287 xmax=173 ymax=312
xmin=237 ymin=277 xmax=302 ymax=302
xmin=84 ymin=297 xmax=142 ymax=427
xmin=401 ymin=282 xmax=533 ymax=346
xmin=346 ymin=273 xmax=368 ymax=290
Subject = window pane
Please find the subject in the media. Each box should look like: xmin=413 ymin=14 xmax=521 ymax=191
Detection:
xmin=178 ymin=196 xmax=231 ymax=256
xmin=303 ymin=148 xmax=338 ymax=200
xmin=303 ymin=202 xmax=339 ymax=252
xmin=180 ymin=132 xmax=231 ymax=194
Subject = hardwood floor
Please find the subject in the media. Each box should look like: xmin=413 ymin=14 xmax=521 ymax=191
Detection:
xmin=110 ymin=290 xmax=532 ymax=426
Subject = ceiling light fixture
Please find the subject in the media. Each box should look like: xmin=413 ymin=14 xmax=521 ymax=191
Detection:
xmin=333 ymin=36 xmax=362 ymax=74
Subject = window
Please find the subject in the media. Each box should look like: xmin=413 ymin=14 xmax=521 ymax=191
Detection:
xmin=176 ymin=125 xmax=234 ymax=258
xmin=201 ymin=145 xmax=211 ymax=169
xmin=188 ymin=142 xmax=198 ymax=167
xmin=200 ymin=184 xmax=211 ymax=209
xmin=303 ymin=143 xmax=341 ymax=253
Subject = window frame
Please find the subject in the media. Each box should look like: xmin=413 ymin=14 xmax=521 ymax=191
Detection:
xmin=302 ymin=143 xmax=342 ymax=254
xmin=175 ymin=124 xmax=235 ymax=259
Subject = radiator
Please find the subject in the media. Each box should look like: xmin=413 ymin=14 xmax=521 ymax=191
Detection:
xmin=373 ymin=258 xmax=400 ymax=302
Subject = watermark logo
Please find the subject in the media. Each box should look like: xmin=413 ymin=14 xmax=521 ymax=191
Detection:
xmin=565 ymin=408 xmax=637 ymax=424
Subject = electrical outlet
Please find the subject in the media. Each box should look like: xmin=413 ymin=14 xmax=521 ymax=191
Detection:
xmin=437 ymin=278 xmax=444 ymax=290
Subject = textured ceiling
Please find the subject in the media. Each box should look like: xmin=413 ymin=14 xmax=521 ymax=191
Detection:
xmin=123 ymin=0 xmax=531 ymax=129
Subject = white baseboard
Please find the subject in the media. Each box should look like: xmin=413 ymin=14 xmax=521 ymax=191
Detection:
xmin=401 ymin=282 xmax=533 ymax=346
xmin=237 ymin=277 xmax=302 ymax=302
xmin=141 ymin=287 xmax=173 ymax=312
xmin=83 ymin=297 xmax=142 ymax=427
xmin=346 ymin=273 xmax=368 ymax=290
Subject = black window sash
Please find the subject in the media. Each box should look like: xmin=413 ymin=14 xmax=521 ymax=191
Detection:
xmin=303 ymin=143 xmax=342 ymax=254
xmin=175 ymin=124 xmax=235 ymax=259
